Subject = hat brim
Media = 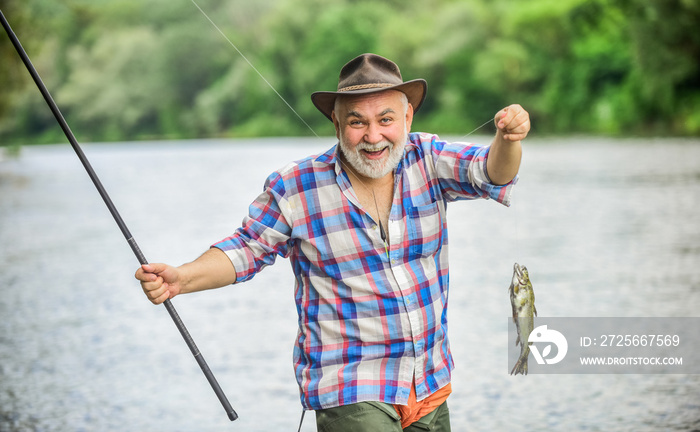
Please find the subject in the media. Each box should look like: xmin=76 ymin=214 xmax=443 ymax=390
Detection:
xmin=311 ymin=79 xmax=427 ymax=122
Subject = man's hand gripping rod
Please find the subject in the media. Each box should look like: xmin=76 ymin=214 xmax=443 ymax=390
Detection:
xmin=0 ymin=9 xmax=238 ymax=422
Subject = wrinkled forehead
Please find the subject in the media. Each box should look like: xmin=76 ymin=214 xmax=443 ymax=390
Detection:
xmin=334 ymin=90 xmax=408 ymax=117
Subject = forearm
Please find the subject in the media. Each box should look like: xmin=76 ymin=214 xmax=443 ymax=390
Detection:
xmin=178 ymin=247 xmax=237 ymax=294
xmin=486 ymin=130 xmax=522 ymax=185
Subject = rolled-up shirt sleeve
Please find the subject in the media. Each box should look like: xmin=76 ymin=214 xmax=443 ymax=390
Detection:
xmin=467 ymin=144 xmax=518 ymax=206
xmin=212 ymin=171 xmax=292 ymax=283
xmin=418 ymin=133 xmax=517 ymax=206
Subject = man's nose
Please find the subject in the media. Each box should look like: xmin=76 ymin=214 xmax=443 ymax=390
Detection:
xmin=364 ymin=122 xmax=383 ymax=144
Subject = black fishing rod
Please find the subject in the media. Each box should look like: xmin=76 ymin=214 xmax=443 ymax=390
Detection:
xmin=0 ymin=9 xmax=238 ymax=422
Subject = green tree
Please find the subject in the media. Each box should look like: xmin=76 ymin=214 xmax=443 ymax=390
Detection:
xmin=2 ymin=0 xmax=699 ymax=145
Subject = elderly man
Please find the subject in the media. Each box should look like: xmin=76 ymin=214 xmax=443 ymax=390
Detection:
xmin=136 ymin=53 xmax=529 ymax=431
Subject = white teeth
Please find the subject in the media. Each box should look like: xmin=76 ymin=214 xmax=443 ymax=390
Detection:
xmin=358 ymin=142 xmax=390 ymax=152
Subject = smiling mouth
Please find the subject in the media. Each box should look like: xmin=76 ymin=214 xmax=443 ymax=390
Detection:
xmin=362 ymin=147 xmax=388 ymax=159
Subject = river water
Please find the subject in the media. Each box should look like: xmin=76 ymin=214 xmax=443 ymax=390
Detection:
xmin=1 ymin=136 xmax=699 ymax=431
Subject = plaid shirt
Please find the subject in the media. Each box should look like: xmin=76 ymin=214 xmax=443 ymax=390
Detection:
xmin=214 ymin=132 xmax=516 ymax=410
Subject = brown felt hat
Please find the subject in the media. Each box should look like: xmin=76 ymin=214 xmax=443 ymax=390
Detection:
xmin=311 ymin=53 xmax=427 ymax=121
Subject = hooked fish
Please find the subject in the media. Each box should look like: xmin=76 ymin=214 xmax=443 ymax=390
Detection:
xmin=509 ymin=263 xmax=537 ymax=375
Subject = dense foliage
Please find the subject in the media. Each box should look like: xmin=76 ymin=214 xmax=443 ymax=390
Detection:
xmin=1 ymin=0 xmax=699 ymax=144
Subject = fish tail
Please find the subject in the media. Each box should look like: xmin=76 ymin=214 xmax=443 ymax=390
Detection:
xmin=510 ymin=348 xmax=529 ymax=375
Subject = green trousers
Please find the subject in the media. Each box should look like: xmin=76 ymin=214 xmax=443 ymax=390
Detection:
xmin=315 ymin=400 xmax=450 ymax=432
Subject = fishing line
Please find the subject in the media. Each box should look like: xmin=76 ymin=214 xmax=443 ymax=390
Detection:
xmin=457 ymin=114 xmax=524 ymax=263
xmin=513 ymin=198 xmax=521 ymax=261
xmin=190 ymin=0 xmax=319 ymax=137
xmin=458 ymin=117 xmax=494 ymax=140
xmin=457 ymin=113 xmax=523 ymax=268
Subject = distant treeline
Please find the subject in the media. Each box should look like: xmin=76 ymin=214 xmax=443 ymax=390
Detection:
xmin=1 ymin=0 xmax=699 ymax=145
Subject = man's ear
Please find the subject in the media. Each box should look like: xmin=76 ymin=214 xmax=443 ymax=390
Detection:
xmin=331 ymin=110 xmax=340 ymax=139
xmin=405 ymin=103 xmax=414 ymax=132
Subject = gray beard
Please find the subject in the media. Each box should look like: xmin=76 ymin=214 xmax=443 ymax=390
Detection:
xmin=338 ymin=131 xmax=407 ymax=179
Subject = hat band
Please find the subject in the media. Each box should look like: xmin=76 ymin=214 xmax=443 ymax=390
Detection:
xmin=338 ymin=83 xmax=397 ymax=92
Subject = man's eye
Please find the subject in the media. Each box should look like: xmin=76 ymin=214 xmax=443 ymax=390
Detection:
xmin=350 ymin=120 xmax=363 ymax=126
xmin=380 ymin=117 xmax=393 ymax=124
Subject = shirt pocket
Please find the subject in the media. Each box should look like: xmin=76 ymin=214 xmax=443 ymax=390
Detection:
xmin=407 ymin=201 xmax=442 ymax=258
